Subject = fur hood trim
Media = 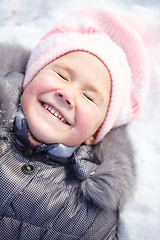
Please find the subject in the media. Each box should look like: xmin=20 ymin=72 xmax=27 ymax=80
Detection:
xmin=78 ymin=126 xmax=135 ymax=209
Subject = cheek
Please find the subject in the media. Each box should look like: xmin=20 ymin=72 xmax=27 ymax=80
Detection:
xmin=76 ymin=104 xmax=99 ymax=135
xmin=28 ymin=77 xmax=50 ymax=94
xmin=21 ymin=76 xmax=53 ymax=106
xmin=21 ymin=91 xmax=31 ymax=114
xmin=34 ymin=71 xmax=64 ymax=93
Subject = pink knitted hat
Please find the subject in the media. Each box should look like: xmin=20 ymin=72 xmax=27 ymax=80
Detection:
xmin=23 ymin=9 xmax=150 ymax=144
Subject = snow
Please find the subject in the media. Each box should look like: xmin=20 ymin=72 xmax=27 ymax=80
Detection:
xmin=0 ymin=0 xmax=160 ymax=239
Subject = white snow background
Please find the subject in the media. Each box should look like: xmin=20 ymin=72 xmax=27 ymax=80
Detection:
xmin=0 ymin=0 xmax=160 ymax=239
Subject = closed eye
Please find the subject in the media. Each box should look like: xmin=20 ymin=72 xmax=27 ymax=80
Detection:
xmin=82 ymin=93 xmax=94 ymax=102
xmin=58 ymin=73 xmax=68 ymax=81
xmin=55 ymin=71 xmax=68 ymax=81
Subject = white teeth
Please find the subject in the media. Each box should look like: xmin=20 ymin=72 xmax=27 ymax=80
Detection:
xmin=42 ymin=103 xmax=68 ymax=124
xmin=54 ymin=112 xmax=58 ymax=117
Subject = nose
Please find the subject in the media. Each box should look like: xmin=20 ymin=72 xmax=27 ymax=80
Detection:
xmin=55 ymin=89 xmax=75 ymax=108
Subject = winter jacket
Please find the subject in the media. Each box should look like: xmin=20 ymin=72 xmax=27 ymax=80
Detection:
xmin=0 ymin=44 xmax=135 ymax=240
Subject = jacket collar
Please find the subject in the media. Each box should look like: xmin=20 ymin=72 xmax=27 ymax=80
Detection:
xmin=14 ymin=106 xmax=79 ymax=159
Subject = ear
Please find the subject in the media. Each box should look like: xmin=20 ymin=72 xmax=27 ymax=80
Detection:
xmin=84 ymin=136 xmax=95 ymax=145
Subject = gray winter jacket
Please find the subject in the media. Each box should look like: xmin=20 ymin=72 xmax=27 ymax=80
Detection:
xmin=0 ymin=44 xmax=135 ymax=240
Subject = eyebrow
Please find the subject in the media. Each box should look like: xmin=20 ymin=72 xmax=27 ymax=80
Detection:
xmin=53 ymin=62 xmax=104 ymax=104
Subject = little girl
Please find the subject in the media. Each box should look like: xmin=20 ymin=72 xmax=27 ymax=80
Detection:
xmin=0 ymin=8 xmax=149 ymax=240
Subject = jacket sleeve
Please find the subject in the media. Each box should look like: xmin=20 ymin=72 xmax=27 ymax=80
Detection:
xmin=0 ymin=44 xmax=30 ymax=138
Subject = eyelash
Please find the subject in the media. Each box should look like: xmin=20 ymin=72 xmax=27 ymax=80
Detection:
xmin=82 ymin=93 xmax=94 ymax=102
xmin=56 ymin=71 xmax=68 ymax=81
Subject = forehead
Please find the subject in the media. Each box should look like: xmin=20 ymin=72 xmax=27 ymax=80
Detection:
xmin=54 ymin=51 xmax=107 ymax=73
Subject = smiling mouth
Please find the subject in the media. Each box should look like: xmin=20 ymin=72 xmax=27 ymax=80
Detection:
xmin=41 ymin=102 xmax=70 ymax=125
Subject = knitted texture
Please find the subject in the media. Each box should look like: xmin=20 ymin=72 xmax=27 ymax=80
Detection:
xmin=23 ymin=9 xmax=150 ymax=143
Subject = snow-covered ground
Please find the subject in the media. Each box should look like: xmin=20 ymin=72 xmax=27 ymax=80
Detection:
xmin=0 ymin=0 xmax=160 ymax=239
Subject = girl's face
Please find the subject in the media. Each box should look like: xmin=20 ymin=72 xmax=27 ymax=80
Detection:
xmin=21 ymin=51 xmax=111 ymax=147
